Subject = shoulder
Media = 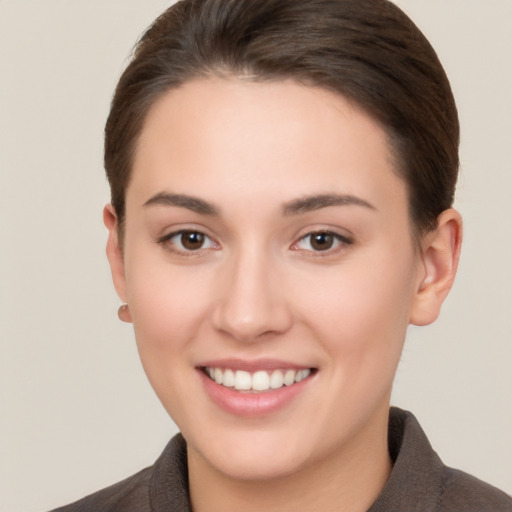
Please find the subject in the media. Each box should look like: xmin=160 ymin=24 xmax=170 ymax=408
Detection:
xmin=372 ymin=408 xmax=512 ymax=512
xmin=48 ymin=433 xmax=191 ymax=512
xmin=439 ymin=466 xmax=512 ymax=511
xmin=49 ymin=466 xmax=152 ymax=512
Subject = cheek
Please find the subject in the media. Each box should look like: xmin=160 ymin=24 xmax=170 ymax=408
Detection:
xmin=124 ymin=250 xmax=214 ymax=361
xmin=125 ymin=261 xmax=217 ymax=422
xmin=295 ymin=249 xmax=417 ymax=364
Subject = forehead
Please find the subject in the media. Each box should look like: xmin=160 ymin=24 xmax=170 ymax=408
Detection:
xmin=129 ymin=77 xmax=406 ymax=214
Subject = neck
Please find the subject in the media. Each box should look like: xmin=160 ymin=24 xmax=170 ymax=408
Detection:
xmin=188 ymin=408 xmax=392 ymax=512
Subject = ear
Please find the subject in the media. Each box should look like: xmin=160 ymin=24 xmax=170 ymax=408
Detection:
xmin=410 ymin=208 xmax=463 ymax=326
xmin=104 ymin=204 xmax=129 ymax=311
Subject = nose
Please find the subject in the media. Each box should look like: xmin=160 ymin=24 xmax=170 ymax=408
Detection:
xmin=212 ymin=248 xmax=293 ymax=343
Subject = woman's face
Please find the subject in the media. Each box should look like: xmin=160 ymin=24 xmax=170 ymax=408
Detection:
xmin=109 ymin=78 xmax=427 ymax=480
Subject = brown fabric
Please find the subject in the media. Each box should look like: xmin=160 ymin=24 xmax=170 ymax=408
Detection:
xmin=51 ymin=408 xmax=512 ymax=511
xmin=368 ymin=409 xmax=512 ymax=511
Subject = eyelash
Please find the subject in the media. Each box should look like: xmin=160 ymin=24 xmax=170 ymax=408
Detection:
xmin=291 ymin=231 xmax=353 ymax=255
xmin=157 ymin=230 xmax=219 ymax=256
xmin=157 ymin=229 xmax=353 ymax=256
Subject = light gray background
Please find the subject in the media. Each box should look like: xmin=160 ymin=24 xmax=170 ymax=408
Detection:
xmin=1 ymin=1 xmax=511 ymax=510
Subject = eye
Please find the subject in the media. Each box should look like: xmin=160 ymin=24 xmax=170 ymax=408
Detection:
xmin=160 ymin=230 xmax=218 ymax=253
xmin=293 ymin=231 xmax=352 ymax=253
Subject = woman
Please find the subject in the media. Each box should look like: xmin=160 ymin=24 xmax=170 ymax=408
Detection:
xmin=52 ymin=0 xmax=512 ymax=510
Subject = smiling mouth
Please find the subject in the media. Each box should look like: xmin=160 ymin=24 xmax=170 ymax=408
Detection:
xmin=202 ymin=367 xmax=316 ymax=392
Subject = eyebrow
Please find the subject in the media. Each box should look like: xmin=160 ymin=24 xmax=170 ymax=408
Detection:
xmin=283 ymin=193 xmax=376 ymax=215
xmin=143 ymin=192 xmax=219 ymax=215
xmin=143 ymin=191 xmax=375 ymax=217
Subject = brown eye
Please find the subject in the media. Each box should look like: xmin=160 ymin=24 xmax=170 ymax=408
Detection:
xmin=160 ymin=230 xmax=217 ymax=254
xmin=293 ymin=231 xmax=352 ymax=253
xmin=180 ymin=231 xmax=205 ymax=250
xmin=310 ymin=232 xmax=334 ymax=251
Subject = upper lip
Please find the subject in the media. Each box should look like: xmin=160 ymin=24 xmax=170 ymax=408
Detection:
xmin=197 ymin=358 xmax=315 ymax=372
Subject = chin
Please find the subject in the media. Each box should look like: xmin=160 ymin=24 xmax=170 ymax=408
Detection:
xmin=183 ymin=420 xmax=310 ymax=479
xmin=203 ymin=445 xmax=310 ymax=482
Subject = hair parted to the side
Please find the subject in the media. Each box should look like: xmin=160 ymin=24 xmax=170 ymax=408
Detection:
xmin=104 ymin=0 xmax=459 ymax=239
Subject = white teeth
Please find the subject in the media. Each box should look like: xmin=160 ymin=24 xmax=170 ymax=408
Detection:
xmin=205 ymin=367 xmax=312 ymax=391
xmin=284 ymin=369 xmax=296 ymax=386
xmin=223 ymin=369 xmax=235 ymax=387
xmin=252 ymin=371 xmax=270 ymax=391
xmin=234 ymin=370 xmax=252 ymax=390
xmin=295 ymin=369 xmax=311 ymax=383
xmin=270 ymin=370 xmax=284 ymax=389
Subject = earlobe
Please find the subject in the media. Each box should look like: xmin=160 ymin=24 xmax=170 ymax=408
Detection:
xmin=104 ymin=204 xmax=128 ymax=306
xmin=410 ymin=209 xmax=463 ymax=326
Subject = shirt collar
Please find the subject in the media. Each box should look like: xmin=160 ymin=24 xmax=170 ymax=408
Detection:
xmin=149 ymin=407 xmax=444 ymax=511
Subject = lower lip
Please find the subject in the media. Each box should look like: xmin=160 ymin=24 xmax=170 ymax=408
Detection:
xmin=198 ymin=370 xmax=312 ymax=417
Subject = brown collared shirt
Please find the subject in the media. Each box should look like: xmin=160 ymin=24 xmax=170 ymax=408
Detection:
xmin=51 ymin=408 xmax=512 ymax=511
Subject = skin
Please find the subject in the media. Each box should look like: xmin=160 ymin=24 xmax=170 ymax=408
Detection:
xmin=105 ymin=78 xmax=462 ymax=512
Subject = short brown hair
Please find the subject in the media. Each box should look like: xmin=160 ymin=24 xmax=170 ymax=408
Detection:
xmin=105 ymin=0 xmax=459 ymax=236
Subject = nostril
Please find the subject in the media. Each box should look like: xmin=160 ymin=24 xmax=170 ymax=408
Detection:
xmin=210 ymin=260 xmax=294 ymax=342
xmin=212 ymin=307 xmax=292 ymax=343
